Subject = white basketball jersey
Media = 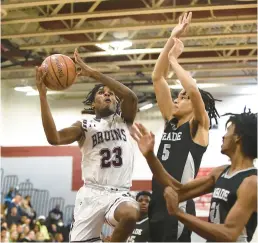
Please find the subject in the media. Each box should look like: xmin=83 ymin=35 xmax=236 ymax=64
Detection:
xmin=80 ymin=114 xmax=134 ymax=188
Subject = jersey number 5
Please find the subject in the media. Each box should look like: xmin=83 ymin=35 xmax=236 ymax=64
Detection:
xmin=100 ymin=147 xmax=123 ymax=168
xmin=162 ymin=144 xmax=171 ymax=161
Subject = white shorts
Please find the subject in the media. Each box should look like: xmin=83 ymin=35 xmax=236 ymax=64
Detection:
xmin=70 ymin=183 xmax=138 ymax=242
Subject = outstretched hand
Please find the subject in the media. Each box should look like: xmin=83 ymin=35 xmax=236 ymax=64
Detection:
xmin=74 ymin=48 xmax=95 ymax=77
xmin=35 ymin=66 xmax=47 ymax=96
xmin=168 ymin=38 xmax=184 ymax=61
xmin=130 ymin=123 xmax=155 ymax=157
xmin=171 ymin=12 xmax=192 ymax=38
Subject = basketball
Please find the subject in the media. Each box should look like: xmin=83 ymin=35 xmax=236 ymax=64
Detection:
xmin=41 ymin=54 xmax=76 ymax=91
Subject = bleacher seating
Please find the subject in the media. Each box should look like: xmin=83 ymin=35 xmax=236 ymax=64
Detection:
xmin=1 ymin=168 xmax=73 ymax=225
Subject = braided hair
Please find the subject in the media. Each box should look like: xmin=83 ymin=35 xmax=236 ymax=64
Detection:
xmin=82 ymin=84 xmax=121 ymax=115
xmin=199 ymin=88 xmax=221 ymax=127
xmin=222 ymin=107 xmax=257 ymax=159
xmin=173 ymin=88 xmax=221 ymax=128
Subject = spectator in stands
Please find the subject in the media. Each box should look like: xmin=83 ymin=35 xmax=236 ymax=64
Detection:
xmin=4 ymin=187 xmax=16 ymax=208
xmin=35 ymin=232 xmax=45 ymax=242
xmin=33 ymin=224 xmax=40 ymax=234
xmin=23 ymin=225 xmax=30 ymax=236
xmin=1 ymin=204 xmax=7 ymax=222
xmin=20 ymin=230 xmax=36 ymax=242
xmin=21 ymin=216 xmax=31 ymax=227
xmin=17 ymin=223 xmax=23 ymax=234
xmin=48 ymin=205 xmax=63 ymax=226
xmin=7 ymin=194 xmax=23 ymax=217
xmin=1 ymin=226 xmax=8 ymax=242
xmin=48 ymin=223 xmax=58 ymax=235
xmin=9 ymin=223 xmax=17 ymax=232
xmin=1 ymin=221 xmax=8 ymax=229
xmin=36 ymin=216 xmax=50 ymax=241
xmin=6 ymin=207 xmax=21 ymax=227
xmin=20 ymin=197 xmax=35 ymax=220
xmin=55 ymin=232 xmax=64 ymax=242
xmin=17 ymin=223 xmax=24 ymax=240
xmin=9 ymin=230 xmax=19 ymax=242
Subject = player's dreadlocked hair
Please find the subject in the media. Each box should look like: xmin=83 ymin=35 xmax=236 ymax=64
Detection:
xmin=82 ymin=84 xmax=121 ymax=115
xmin=223 ymin=107 xmax=257 ymax=159
xmin=199 ymin=88 xmax=221 ymax=127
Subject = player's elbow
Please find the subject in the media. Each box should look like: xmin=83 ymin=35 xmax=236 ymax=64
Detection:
xmin=47 ymin=136 xmax=60 ymax=145
xmin=219 ymin=234 xmax=237 ymax=242
xmin=47 ymin=139 xmax=59 ymax=145
xmin=216 ymin=228 xmax=239 ymax=242
xmin=152 ymin=72 xmax=162 ymax=82
xmin=187 ymin=85 xmax=199 ymax=95
xmin=130 ymin=92 xmax=138 ymax=104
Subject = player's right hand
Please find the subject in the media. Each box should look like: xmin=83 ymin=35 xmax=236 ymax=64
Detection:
xmin=130 ymin=123 xmax=155 ymax=157
xmin=36 ymin=66 xmax=47 ymax=96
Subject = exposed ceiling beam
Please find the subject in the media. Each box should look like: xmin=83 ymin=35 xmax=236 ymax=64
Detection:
xmin=1 ymin=0 xmax=109 ymax=10
xmin=86 ymin=56 xmax=258 ymax=67
xmin=3 ymin=75 xmax=257 ymax=84
xmin=2 ymin=4 xmax=256 ymax=25
xmin=19 ymin=32 xmax=257 ymax=50
xmin=70 ymin=44 xmax=257 ymax=58
xmin=2 ymin=65 xmax=257 ymax=75
xmin=2 ymin=17 xmax=256 ymax=39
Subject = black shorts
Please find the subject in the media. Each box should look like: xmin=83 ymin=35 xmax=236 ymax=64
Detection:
xmin=149 ymin=199 xmax=196 ymax=242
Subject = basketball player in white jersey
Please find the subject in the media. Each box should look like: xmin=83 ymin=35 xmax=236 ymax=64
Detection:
xmin=35 ymin=49 xmax=139 ymax=242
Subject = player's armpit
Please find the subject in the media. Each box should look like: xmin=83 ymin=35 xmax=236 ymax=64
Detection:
xmin=53 ymin=121 xmax=83 ymax=145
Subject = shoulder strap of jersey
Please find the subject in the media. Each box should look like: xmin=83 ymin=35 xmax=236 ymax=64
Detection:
xmin=218 ymin=165 xmax=231 ymax=179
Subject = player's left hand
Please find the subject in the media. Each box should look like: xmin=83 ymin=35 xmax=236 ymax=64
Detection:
xmin=130 ymin=123 xmax=155 ymax=157
xmin=168 ymin=38 xmax=184 ymax=61
xmin=164 ymin=186 xmax=180 ymax=215
xmin=171 ymin=12 xmax=192 ymax=38
xmin=74 ymin=48 xmax=95 ymax=77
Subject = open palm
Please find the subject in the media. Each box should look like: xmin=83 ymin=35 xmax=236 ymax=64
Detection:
xmin=130 ymin=123 xmax=155 ymax=157
xmin=171 ymin=12 xmax=192 ymax=38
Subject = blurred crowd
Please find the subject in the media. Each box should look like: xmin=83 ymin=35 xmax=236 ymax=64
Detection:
xmin=1 ymin=187 xmax=70 ymax=242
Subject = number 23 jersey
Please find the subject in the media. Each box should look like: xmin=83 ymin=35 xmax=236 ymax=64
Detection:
xmin=79 ymin=114 xmax=135 ymax=188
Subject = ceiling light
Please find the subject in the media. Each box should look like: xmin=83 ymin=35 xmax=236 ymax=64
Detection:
xmin=139 ymin=103 xmax=153 ymax=111
xmin=25 ymin=90 xmax=60 ymax=96
xmin=169 ymin=83 xmax=226 ymax=89
xmin=96 ymin=40 xmax=132 ymax=53
xmin=14 ymin=86 xmax=34 ymax=92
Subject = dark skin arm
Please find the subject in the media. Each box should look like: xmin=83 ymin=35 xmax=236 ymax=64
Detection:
xmin=74 ymin=49 xmax=138 ymax=125
xmin=36 ymin=67 xmax=83 ymax=145
xmin=145 ymin=150 xmax=226 ymax=202
xmin=165 ymin=175 xmax=257 ymax=242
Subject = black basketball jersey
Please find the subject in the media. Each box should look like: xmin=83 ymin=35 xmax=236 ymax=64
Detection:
xmin=151 ymin=118 xmax=207 ymax=217
xmin=208 ymin=166 xmax=257 ymax=242
xmin=127 ymin=217 xmax=149 ymax=242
